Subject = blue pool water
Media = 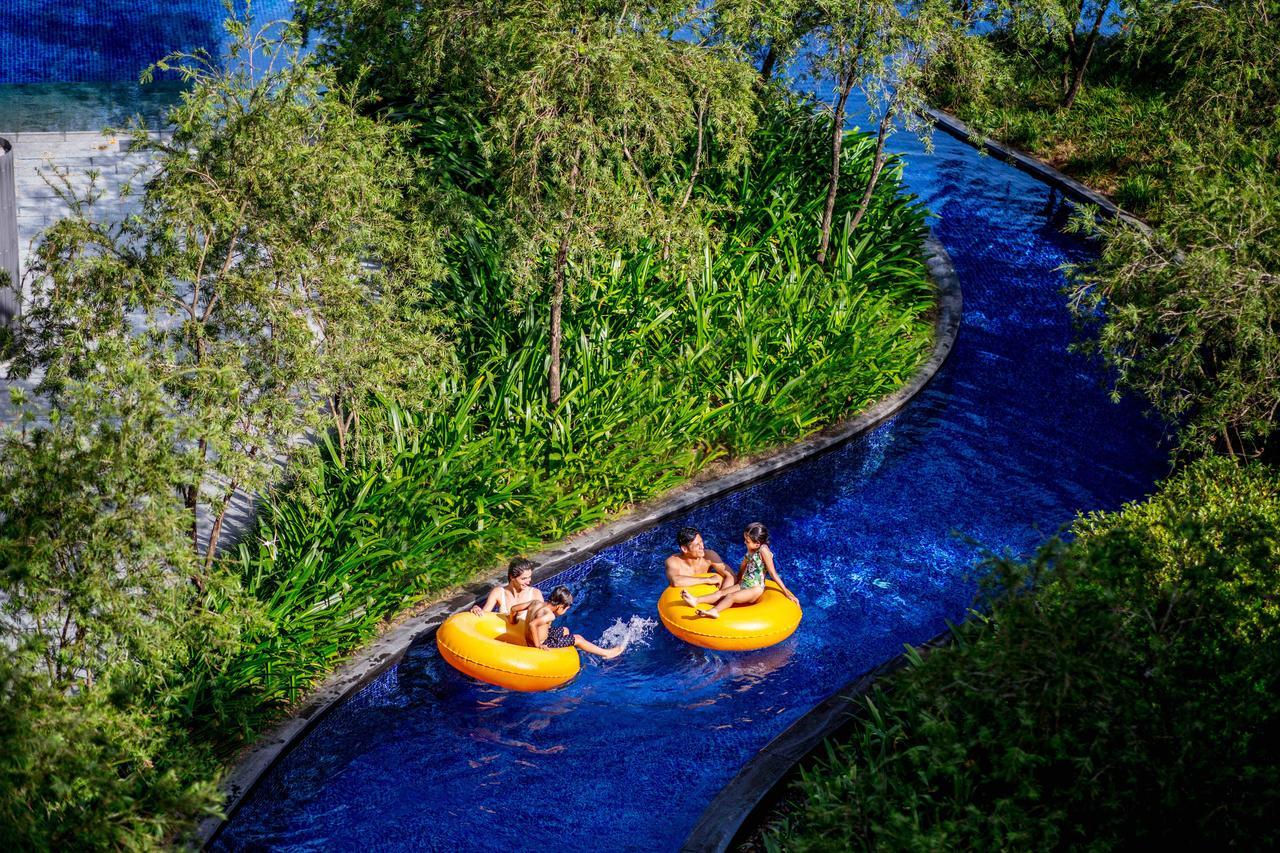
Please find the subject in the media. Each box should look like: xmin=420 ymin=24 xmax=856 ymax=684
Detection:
xmin=0 ymin=1 xmax=294 ymax=130
xmin=212 ymin=101 xmax=1169 ymax=850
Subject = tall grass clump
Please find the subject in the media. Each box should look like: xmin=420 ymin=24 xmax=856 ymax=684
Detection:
xmin=195 ymin=91 xmax=936 ymax=738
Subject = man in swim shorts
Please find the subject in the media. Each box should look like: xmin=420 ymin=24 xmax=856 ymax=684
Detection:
xmin=509 ymin=587 xmax=625 ymax=659
xmin=664 ymin=526 xmax=733 ymax=590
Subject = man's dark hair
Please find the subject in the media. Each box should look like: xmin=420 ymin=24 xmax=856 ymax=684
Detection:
xmin=547 ymin=586 xmax=574 ymax=607
xmin=508 ymin=557 xmax=536 ymax=580
xmin=676 ymin=526 xmax=701 ymax=548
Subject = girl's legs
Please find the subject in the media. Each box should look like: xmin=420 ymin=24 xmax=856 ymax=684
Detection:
xmin=698 ymin=587 xmax=764 ymax=618
xmin=682 ymin=584 xmax=741 ymax=609
xmin=574 ymin=634 xmax=624 ymax=659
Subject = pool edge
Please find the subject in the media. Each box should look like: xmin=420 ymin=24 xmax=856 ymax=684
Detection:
xmin=920 ymin=106 xmax=1152 ymax=234
xmin=197 ymin=234 xmax=962 ymax=849
xmin=679 ymin=109 xmax=1160 ymax=853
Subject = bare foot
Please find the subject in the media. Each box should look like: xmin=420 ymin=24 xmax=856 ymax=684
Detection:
xmin=601 ymin=645 xmax=624 ymax=660
xmin=698 ymin=608 xmax=720 ymax=619
xmin=681 ymin=590 xmax=698 ymax=608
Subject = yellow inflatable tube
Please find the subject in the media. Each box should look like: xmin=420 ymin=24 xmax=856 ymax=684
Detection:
xmin=658 ymin=575 xmax=802 ymax=651
xmin=437 ymin=612 xmax=580 ymax=692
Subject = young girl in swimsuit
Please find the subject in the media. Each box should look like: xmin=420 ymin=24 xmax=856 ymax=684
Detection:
xmin=470 ymin=557 xmax=543 ymax=619
xmin=508 ymin=586 xmax=626 ymax=659
xmin=682 ymin=522 xmax=799 ymax=618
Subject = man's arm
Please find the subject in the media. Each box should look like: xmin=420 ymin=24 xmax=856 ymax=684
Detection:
xmin=705 ymin=550 xmax=733 ymax=580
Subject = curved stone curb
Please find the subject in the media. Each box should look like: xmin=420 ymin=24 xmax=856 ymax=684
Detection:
xmin=198 ymin=235 xmax=962 ymax=848
xmin=922 ymin=107 xmax=1153 ymax=236
xmin=681 ymin=629 xmax=954 ymax=853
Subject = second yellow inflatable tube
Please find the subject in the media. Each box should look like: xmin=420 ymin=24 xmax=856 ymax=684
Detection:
xmin=437 ymin=612 xmax=580 ymax=692
xmin=658 ymin=575 xmax=802 ymax=651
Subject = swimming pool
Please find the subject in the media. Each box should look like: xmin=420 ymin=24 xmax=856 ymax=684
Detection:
xmin=210 ymin=95 xmax=1169 ymax=850
xmin=0 ymin=1 xmax=293 ymax=130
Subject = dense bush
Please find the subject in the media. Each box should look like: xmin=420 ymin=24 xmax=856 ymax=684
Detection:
xmin=764 ymin=456 xmax=1280 ymax=850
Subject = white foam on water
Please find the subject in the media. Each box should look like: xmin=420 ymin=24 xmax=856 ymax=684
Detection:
xmin=597 ymin=615 xmax=658 ymax=650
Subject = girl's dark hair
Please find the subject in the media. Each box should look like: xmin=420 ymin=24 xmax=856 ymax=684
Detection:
xmin=508 ymin=557 xmax=536 ymax=580
xmin=676 ymin=526 xmax=701 ymax=548
xmin=547 ymin=586 xmax=574 ymax=607
xmin=744 ymin=522 xmax=769 ymax=545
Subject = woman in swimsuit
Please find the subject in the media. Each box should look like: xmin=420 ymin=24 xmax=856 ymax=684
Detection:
xmin=470 ymin=557 xmax=543 ymax=619
xmin=508 ymin=586 xmax=626 ymax=659
xmin=682 ymin=522 xmax=798 ymax=618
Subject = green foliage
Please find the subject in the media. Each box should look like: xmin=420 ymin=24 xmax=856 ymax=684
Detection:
xmin=192 ymin=91 xmax=935 ymax=734
xmin=8 ymin=24 xmax=451 ymax=564
xmin=0 ymin=659 xmax=220 ymax=850
xmin=305 ymin=0 xmax=761 ymax=406
xmin=0 ymin=368 xmax=263 ymax=847
xmin=763 ymin=456 xmax=1280 ymax=850
xmin=1068 ymin=157 xmax=1280 ymax=458
xmin=927 ymin=2 xmax=1280 ymax=460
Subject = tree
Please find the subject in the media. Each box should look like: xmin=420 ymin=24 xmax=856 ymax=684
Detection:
xmin=0 ymin=367 xmax=264 ymax=847
xmin=6 ymin=22 xmax=451 ymax=569
xmin=483 ymin=3 xmax=757 ymax=408
xmin=998 ymin=0 xmax=1117 ymax=109
xmin=713 ymin=0 xmax=819 ymax=82
xmin=1067 ymin=160 xmax=1280 ymax=461
xmin=809 ymin=0 xmax=961 ymax=264
xmin=308 ymin=0 xmax=758 ymax=409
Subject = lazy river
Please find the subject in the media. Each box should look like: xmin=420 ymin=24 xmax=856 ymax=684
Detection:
xmin=211 ymin=95 xmax=1169 ymax=850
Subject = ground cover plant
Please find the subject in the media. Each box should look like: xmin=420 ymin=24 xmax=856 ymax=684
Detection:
xmin=763 ymin=457 xmax=1280 ymax=850
xmin=0 ymin=6 xmax=939 ymax=847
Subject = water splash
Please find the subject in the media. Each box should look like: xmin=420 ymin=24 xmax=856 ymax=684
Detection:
xmin=598 ymin=615 xmax=658 ymax=651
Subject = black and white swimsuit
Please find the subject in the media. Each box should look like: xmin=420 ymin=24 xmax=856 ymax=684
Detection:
xmin=542 ymin=625 xmax=574 ymax=648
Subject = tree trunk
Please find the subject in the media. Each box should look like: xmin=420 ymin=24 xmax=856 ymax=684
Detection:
xmin=817 ymin=66 xmax=856 ymax=266
xmin=1062 ymin=2 xmax=1108 ymax=109
xmin=848 ymin=109 xmax=894 ymax=235
xmin=203 ymin=482 xmax=237 ymax=571
xmin=760 ymin=42 xmax=778 ymax=82
xmin=549 ymin=231 xmax=570 ymax=410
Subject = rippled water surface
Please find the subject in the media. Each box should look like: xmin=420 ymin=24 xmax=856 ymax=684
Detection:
xmin=213 ymin=93 xmax=1169 ymax=851
xmin=0 ymin=1 xmax=294 ymax=130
